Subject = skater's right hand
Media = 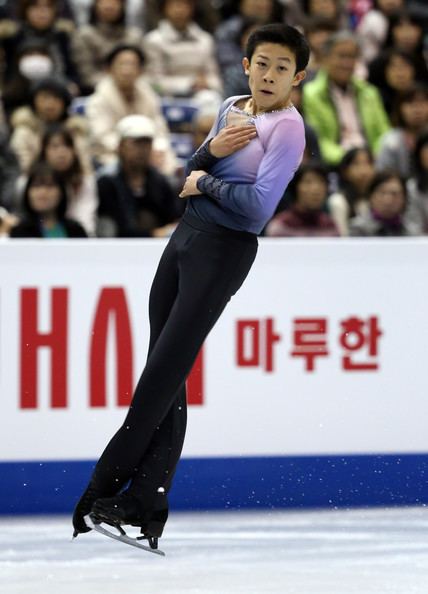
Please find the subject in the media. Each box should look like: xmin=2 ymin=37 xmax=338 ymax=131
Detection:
xmin=209 ymin=125 xmax=257 ymax=158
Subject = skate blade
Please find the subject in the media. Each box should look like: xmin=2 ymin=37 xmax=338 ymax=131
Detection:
xmin=87 ymin=515 xmax=165 ymax=556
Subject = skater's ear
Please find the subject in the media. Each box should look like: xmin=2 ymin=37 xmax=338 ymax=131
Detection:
xmin=242 ymin=57 xmax=250 ymax=76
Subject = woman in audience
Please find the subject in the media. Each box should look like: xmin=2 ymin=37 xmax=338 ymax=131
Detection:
xmin=265 ymin=163 xmax=339 ymax=237
xmin=37 ymin=125 xmax=98 ymax=235
xmin=1 ymin=0 xmax=80 ymax=90
xmin=376 ymin=85 xmax=428 ymax=179
xmin=85 ymin=44 xmax=176 ymax=175
xmin=349 ymin=170 xmax=415 ymax=236
xmin=143 ymin=0 xmax=219 ymax=33
xmin=72 ymin=0 xmax=143 ymax=94
xmin=301 ymin=0 xmax=347 ymax=26
xmin=357 ymin=0 xmax=404 ymax=64
xmin=404 ymin=131 xmax=428 ymax=234
xmin=369 ymin=10 xmax=428 ymax=87
xmin=368 ymin=48 xmax=418 ymax=114
xmin=143 ymin=0 xmax=222 ymax=97
xmin=10 ymin=161 xmax=87 ymax=238
xmin=328 ymin=147 xmax=375 ymax=236
xmin=2 ymin=39 xmax=56 ymax=119
xmin=9 ymin=77 xmax=90 ymax=174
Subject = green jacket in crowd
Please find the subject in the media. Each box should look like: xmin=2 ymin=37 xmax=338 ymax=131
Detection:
xmin=302 ymin=70 xmax=390 ymax=166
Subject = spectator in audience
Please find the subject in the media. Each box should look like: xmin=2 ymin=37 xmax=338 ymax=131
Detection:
xmin=69 ymin=0 xmax=144 ymax=28
xmin=97 ymin=115 xmax=182 ymax=238
xmin=71 ymin=0 xmax=143 ymax=95
xmin=190 ymin=105 xmax=217 ymax=153
xmin=1 ymin=0 xmax=80 ymax=91
xmin=0 ymin=134 xmax=21 ymax=212
xmin=9 ymin=77 xmax=90 ymax=174
xmin=265 ymin=163 xmax=339 ymax=237
xmin=369 ymin=48 xmax=419 ymax=114
xmin=349 ymin=170 xmax=414 ymax=236
xmin=37 ymin=125 xmax=98 ymax=235
xmin=357 ymin=0 xmax=404 ymax=64
xmin=221 ymin=17 xmax=258 ymax=98
xmin=0 ymin=205 xmax=19 ymax=237
xmin=0 ymin=0 xmax=76 ymax=24
xmin=303 ymin=31 xmax=390 ymax=167
xmin=215 ymin=0 xmax=286 ymax=72
xmin=2 ymin=38 xmax=55 ymax=118
xmin=9 ymin=161 xmax=87 ymax=237
xmin=303 ymin=16 xmax=338 ymax=82
xmin=407 ymin=0 xmax=428 ymax=30
xmin=85 ymin=44 xmax=176 ymax=174
xmin=404 ymin=131 xmax=428 ymax=234
xmin=143 ymin=0 xmax=222 ymax=98
xmin=374 ymin=10 xmax=428 ymax=83
xmin=300 ymin=0 xmax=348 ymax=28
xmin=347 ymin=0 xmax=372 ymax=29
xmin=328 ymin=146 xmax=375 ymax=236
xmin=143 ymin=0 xmax=219 ymax=33
xmin=376 ymin=85 xmax=428 ymax=178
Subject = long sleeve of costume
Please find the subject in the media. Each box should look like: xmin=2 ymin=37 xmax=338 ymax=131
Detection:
xmin=185 ymin=142 xmax=220 ymax=176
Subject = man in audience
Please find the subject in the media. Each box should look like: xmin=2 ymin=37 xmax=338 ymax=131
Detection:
xmin=303 ymin=31 xmax=390 ymax=167
xmin=96 ymin=115 xmax=182 ymax=238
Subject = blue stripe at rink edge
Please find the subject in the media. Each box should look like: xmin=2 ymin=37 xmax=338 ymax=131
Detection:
xmin=1 ymin=454 xmax=427 ymax=515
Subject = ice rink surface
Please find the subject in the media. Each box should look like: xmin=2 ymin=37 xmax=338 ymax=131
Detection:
xmin=1 ymin=507 xmax=428 ymax=594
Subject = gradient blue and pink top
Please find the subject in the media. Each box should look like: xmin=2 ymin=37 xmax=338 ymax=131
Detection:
xmin=186 ymin=95 xmax=305 ymax=234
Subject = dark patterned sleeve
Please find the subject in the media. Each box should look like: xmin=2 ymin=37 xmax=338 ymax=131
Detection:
xmin=185 ymin=142 xmax=220 ymax=176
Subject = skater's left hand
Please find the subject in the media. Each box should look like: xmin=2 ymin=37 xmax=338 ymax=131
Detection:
xmin=179 ymin=170 xmax=207 ymax=198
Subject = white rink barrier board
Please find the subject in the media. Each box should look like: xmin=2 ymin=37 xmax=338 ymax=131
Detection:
xmin=1 ymin=239 xmax=428 ymax=513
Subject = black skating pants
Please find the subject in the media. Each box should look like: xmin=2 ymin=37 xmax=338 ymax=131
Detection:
xmin=90 ymin=212 xmax=258 ymax=513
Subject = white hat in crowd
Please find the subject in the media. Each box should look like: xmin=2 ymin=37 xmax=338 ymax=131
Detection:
xmin=117 ymin=115 xmax=156 ymax=140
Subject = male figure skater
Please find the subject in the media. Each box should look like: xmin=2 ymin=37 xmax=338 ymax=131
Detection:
xmin=73 ymin=23 xmax=309 ymax=546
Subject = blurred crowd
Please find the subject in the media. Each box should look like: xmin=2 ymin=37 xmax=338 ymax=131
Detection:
xmin=0 ymin=0 xmax=427 ymax=239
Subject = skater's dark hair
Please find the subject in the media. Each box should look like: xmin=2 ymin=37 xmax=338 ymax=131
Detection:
xmin=245 ymin=24 xmax=310 ymax=73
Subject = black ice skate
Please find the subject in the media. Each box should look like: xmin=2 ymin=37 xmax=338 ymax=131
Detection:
xmin=72 ymin=481 xmax=106 ymax=538
xmin=89 ymin=493 xmax=167 ymax=556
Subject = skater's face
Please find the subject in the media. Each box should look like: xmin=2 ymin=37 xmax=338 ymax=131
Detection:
xmin=242 ymin=43 xmax=305 ymax=112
